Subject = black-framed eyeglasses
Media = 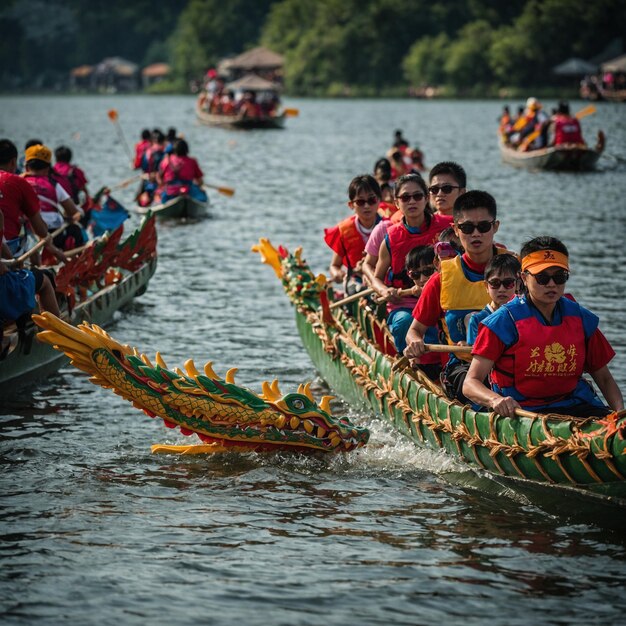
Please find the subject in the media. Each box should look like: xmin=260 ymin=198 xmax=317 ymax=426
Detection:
xmin=408 ymin=266 xmax=436 ymax=279
xmin=352 ymin=195 xmax=379 ymax=207
xmin=486 ymin=277 xmax=516 ymax=289
xmin=398 ymin=191 xmax=426 ymax=203
xmin=429 ymin=184 xmax=460 ymax=195
xmin=526 ymin=270 xmax=569 ymax=285
xmin=456 ymin=220 xmax=495 ymax=235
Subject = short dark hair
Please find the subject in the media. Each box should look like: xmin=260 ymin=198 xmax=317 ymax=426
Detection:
xmin=348 ymin=174 xmax=381 ymax=201
xmin=173 ymin=138 xmax=189 ymax=157
xmin=520 ymin=236 xmax=568 ymax=260
xmin=167 ymin=127 xmax=177 ymax=141
xmin=55 ymin=145 xmax=72 ymax=163
xmin=141 ymin=128 xmax=151 ymax=140
xmin=405 ymin=245 xmax=435 ymax=270
xmin=453 ymin=190 xmax=497 ymax=221
xmin=0 ymin=139 xmax=18 ymax=164
xmin=24 ymin=138 xmax=43 ymax=150
xmin=26 ymin=158 xmax=49 ymax=171
xmin=484 ymin=253 xmax=521 ymax=281
xmin=429 ymin=161 xmax=467 ymax=188
xmin=394 ymin=172 xmax=427 ymax=197
xmin=557 ymin=101 xmax=570 ymax=115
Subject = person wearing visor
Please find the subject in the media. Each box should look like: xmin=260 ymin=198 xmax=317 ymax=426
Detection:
xmin=463 ymin=236 xmax=623 ymax=418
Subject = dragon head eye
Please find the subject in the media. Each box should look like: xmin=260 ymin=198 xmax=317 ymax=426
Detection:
xmin=291 ymin=398 xmax=305 ymax=410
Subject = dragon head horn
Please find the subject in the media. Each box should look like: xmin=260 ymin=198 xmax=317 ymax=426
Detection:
xmin=297 ymin=382 xmax=315 ymax=401
xmin=320 ymin=395 xmax=335 ymax=414
xmin=261 ymin=379 xmax=281 ymax=402
xmin=251 ymin=238 xmax=283 ymax=279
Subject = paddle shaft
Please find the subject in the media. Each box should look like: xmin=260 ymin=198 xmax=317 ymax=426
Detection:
xmin=110 ymin=173 xmax=143 ymax=191
xmin=203 ymin=183 xmax=235 ymax=197
xmin=330 ymin=288 xmax=374 ymax=309
xmin=108 ymin=110 xmax=134 ymax=165
xmin=8 ymin=224 xmax=67 ymax=266
xmin=330 ymin=287 xmax=415 ymax=309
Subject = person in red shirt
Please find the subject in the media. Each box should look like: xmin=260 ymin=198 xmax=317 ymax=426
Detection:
xmin=53 ymin=145 xmax=89 ymax=204
xmin=464 ymin=236 xmax=622 ymax=418
xmin=548 ymin=101 xmax=585 ymax=146
xmin=133 ymin=129 xmax=152 ymax=170
xmin=157 ymin=139 xmax=206 ymax=204
xmin=0 ymin=139 xmax=65 ymax=262
xmin=324 ymin=175 xmax=383 ymax=286
xmin=405 ymin=190 xmax=511 ymax=402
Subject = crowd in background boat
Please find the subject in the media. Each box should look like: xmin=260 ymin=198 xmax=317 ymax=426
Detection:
xmin=133 ymin=128 xmax=206 ymax=207
xmin=499 ymin=98 xmax=585 ymax=151
xmin=323 ymin=131 xmax=623 ymax=418
xmin=197 ymin=70 xmax=280 ymax=119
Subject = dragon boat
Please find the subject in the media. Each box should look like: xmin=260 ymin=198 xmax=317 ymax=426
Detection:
xmin=499 ymin=131 xmax=605 ymax=171
xmin=0 ymin=214 xmax=157 ymax=395
xmin=196 ymin=105 xmax=287 ymax=130
xmin=252 ymin=238 xmax=626 ymax=504
xmin=33 ymin=312 xmax=369 ymax=455
xmin=136 ymin=194 xmax=209 ymax=220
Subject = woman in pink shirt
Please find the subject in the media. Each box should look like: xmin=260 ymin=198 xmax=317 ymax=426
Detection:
xmin=157 ymin=139 xmax=207 ymax=203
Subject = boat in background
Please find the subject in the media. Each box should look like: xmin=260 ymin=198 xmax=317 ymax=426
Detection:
xmin=254 ymin=238 xmax=626 ymax=506
xmin=499 ymin=130 xmax=605 ymax=171
xmin=136 ymin=193 xmax=209 ymax=219
xmin=0 ymin=214 xmax=157 ymax=395
xmin=196 ymin=73 xmax=290 ymax=130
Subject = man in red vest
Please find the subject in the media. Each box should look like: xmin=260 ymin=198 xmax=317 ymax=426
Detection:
xmin=549 ymin=101 xmax=585 ymax=146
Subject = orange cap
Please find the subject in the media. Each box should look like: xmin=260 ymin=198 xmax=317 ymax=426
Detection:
xmin=521 ymin=250 xmax=569 ymax=274
xmin=25 ymin=144 xmax=52 ymax=164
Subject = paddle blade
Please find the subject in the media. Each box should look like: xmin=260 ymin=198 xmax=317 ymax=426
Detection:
xmin=575 ymin=105 xmax=596 ymax=120
xmin=107 ymin=109 xmax=119 ymax=122
xmin=284 ymin=108 xmax=299 ymax=117
xmin=217 ymin=186 xmax=235 ymax=197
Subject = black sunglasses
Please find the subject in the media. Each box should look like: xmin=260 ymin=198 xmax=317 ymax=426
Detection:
xmin=526 ymin=270 xmax=569 ymax=286
xmin=456 ymin=220 xmax=495 ymax=235
xmin=352 ymin=195 xmax=379 ymax=207
xmin=486 ymin=277 xmax=516 ymax=289
xmin=408 ymin=266 xmax=435 ymax=279
xmin=398 ymin=191 xmax=426 ymax=203
xmin=429 ymin=184 xmax=460 ymax=195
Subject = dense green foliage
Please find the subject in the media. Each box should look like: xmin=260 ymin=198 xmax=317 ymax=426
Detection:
xmin=0 ymin=0 xmax=624 ymax=95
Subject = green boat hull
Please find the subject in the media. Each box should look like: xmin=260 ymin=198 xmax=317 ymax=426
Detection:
xmin=252 ymin=239 xmax=626 ymax=504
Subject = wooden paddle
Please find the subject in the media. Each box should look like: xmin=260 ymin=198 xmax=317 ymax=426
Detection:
xmin=330 ymin=287 xmax=416 ymax=309
xmin=110 ymin=173 xmax=144 ymax=191
xmin=107 ymin=109 xmax=134 ymax=165
xmin=575 ymin=104 xmax=596 ymax=120
xmin=203 ymin=183 xmax=235 ymax=197
xmin=284 ymin=108 xmax=300 ymax=117
xmin=392 ymin=346 xmax=471 ymax=372
xmin=7 ymin=224 xmax=68 ymax=267
xmin=329 ymin=288 xmax=375 ymax=309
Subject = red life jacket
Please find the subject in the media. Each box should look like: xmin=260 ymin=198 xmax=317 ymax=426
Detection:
xmin=490 ymin=297 xmax=591 ymax=405
xmin=323 ymin=215 xmax=369 ymax=270
xmin=554 ymin=116 xmax=583 ymax=145
xmin=23 ymin=174 xmax=59 ymax=215
xmin=386 ymin=213 xmax=448 ymax=287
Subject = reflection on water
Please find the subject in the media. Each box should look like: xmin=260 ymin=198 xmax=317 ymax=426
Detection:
xmin=1 ymin=96 xmax=626 ymax=624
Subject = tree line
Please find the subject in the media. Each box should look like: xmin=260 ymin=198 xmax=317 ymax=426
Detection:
xmin=1 ymin=0 xmax=624 ymax=95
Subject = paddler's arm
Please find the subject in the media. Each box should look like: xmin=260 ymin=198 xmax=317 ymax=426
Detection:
xmin=370 ymin=240 xmax=401 ymax=301
xmin=29 ymin=212 xmax=68 ymax=264
xmin=404 ymin=318 xmax=428 ymax=359
xmin=329 ymin=252 xmax=346 ymax=283
xmin=361 ymin=252 xmax=377 ymax=286
xmin=60 ymin=197 xmax=83 ymax=222
xmin=463 ymin=355 xmax=521 ymax=418
xmin=590 ymin=365 xmax=624 ymax=412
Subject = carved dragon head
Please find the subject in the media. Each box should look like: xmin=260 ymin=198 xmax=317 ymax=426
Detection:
xmin=34 ymin=313 xmax=369 ymax=453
